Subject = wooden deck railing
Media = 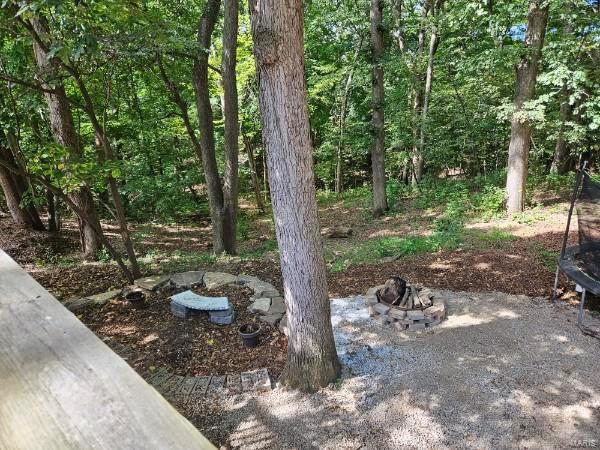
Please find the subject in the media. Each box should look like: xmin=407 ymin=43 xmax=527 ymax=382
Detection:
xmin=0 ymin=250 xmax=215 ymax=449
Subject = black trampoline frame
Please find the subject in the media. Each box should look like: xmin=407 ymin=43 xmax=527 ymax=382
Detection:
xmin=552 ymin=162 xmax=600 ymax=338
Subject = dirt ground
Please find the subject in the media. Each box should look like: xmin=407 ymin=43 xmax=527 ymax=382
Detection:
xmin=79 ymin=284 xmax=287 ymax=378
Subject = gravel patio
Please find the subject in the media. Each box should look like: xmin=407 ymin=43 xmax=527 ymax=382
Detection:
xmin=196 ymin=290 xmax=600 ymax=449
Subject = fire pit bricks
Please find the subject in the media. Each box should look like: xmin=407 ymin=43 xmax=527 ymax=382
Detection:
xmin=365 ymin=285 xmax=447 ymax=331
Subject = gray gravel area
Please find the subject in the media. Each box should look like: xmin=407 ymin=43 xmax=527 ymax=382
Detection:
xmin=197 ymin=290 xmax=600 ymax=449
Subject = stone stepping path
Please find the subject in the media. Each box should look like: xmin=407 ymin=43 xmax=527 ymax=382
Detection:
xmin=66 ymin=270 xmax=288 ymax=330
xmin=145 ymin=367 xmax=272 ymax=402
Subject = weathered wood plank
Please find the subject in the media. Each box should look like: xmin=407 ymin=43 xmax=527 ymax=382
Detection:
xmin=0 ymin=250 xmax=215 ymax=449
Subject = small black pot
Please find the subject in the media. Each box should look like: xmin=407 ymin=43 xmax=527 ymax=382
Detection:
xmin=239 ymin=323 xmax=261 ymax=348
xmin=125 ymin=290 xmax=146 ymax=309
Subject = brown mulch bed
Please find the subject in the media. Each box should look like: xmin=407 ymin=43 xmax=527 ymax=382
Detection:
xmin=79 ymin=284 xmax=287 ymax=378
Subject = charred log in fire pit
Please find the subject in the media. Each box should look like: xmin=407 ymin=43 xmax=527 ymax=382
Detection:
xmin=376 ymin=276 xmax=434 ymax=310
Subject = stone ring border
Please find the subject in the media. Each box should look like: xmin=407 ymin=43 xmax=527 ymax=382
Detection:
xmin=365 ymin=285 xmax=447 ymax=330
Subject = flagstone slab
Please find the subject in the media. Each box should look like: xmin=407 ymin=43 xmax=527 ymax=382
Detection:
xmin=171 ymin=271 xmax=205 ymax=289
xmin=203 ymin=272 xmax=238 ymax=289
xmin=134 ymin=274 xmax=172 ymax=291
xmin=248 ymin=297 xmax=271 ymax=313
xmin=85 ymin=289 xmax=122 ymax=304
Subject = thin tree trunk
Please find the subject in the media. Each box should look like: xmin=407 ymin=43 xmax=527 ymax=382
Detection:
xmin=550 ymin=86 xmax=572 ymax=174
xmin=418 ymin=23 xmax=439 ymax=176
xmin=505 ymin=1 xmax=549 ymax=214
xmin=336 ymin=38 xmax=363 ymax=195
xmin=222 ymin=0 xmax=240 ymax=253
xmin=410 ymin=4 xmax=428 ymax=185
xmin=192 ymin=0 xmax=227 ymax=254
xmin=249 ymin=0 xmax=341 ymax=392
xmin=243 ymin=135 xmax=265 ymax=213
xmin=31 ymin=17 xmax=102 ymax=259
xmin=370 ymin=0 xmax=388 ymax=216
xmin=46 ymin=188 xmax=59 ymax=233
xmin=74 ymin=74 xmax=141 ymax=279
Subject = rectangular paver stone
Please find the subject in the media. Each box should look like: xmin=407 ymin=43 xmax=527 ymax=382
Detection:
xmin=209 ymin=309 xmax=235 ymax=325
xmin=389 ymin=308 xmax=407 ymax=319
xmin=147 ymin=368 xmax=173 ymax=387
xmin=170 ymin=302 xmax=192 ymax=319
xmin=373 ymin=303 xmax=390 ymax=315
xmin=241 ymin=371 xmax=256 ymax=392
xmin=163 ymin=375 xmax=186 ymax=394
xmin=255 ymin=369 xmax=271 ymax=391
xmin=191 ymin=376 xmax=212 ymax=396
xmin=178 ymin=377 xmax=198 ymax=396
xmin=226 ymin=374 xmax=242 ymax=394
xmin=207 ymin=375 xmax=226 ymax=393
xmin=407 ymin=310 xmax=425 ymax=320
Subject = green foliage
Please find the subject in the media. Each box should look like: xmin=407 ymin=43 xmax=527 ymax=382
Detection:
xmin=237 ymin=211 xmax=250 ymax=242
xmin=472 ymin=185 xmax=506 ymax=220
xmin=537 ymin=247 xmax=560 ymax=271
xmin=96 ymin=247 xmax=112 ymax=263
xmin=468 ymin=228 xmax=516 ymax=249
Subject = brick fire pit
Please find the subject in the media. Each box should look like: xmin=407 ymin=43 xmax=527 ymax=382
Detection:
xmin=365 ymin=284 xmax=447 ymax=330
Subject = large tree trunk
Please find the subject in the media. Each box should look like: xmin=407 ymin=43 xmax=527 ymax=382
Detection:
xmin=550 ymin=86 xmax=572 ymax=174
xmin=222 ymin=0 xmax=240 ymax=253
xmin=249 ymin=0 xmax=341 ymax=392
xmin=370 ymin=0 xmax=388 ymax=216
xmin=0 ymin=142 xmax=44 ymax=230
xmin=505 ymin=1 xmax=549 ymax=214
xmin=192 ymin=0 xmax=228 ymax=254
xmin=31 ymin=17 xmax=102 ymax=259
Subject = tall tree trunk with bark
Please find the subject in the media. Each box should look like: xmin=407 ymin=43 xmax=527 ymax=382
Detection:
xmin=505 ymin=1 xmax=549 ymax=214
xmin=0 ymin=141 xmax=44 ymax=230
xmin=31 ymin=17 xmax=102 ymax=259
xmin=193 ymin=0 xmax=228 ymax=254
xmin=249 ymin=0 xmax=341 ymax=392
xmin=370 ymin=0 xmax=388 ymax=216
xmin=222 ymin=0 xmax=240 ymax=253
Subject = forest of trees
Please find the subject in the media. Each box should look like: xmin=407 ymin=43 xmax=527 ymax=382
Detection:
xmin=0 ymin=0 xmax=598 ymax=389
